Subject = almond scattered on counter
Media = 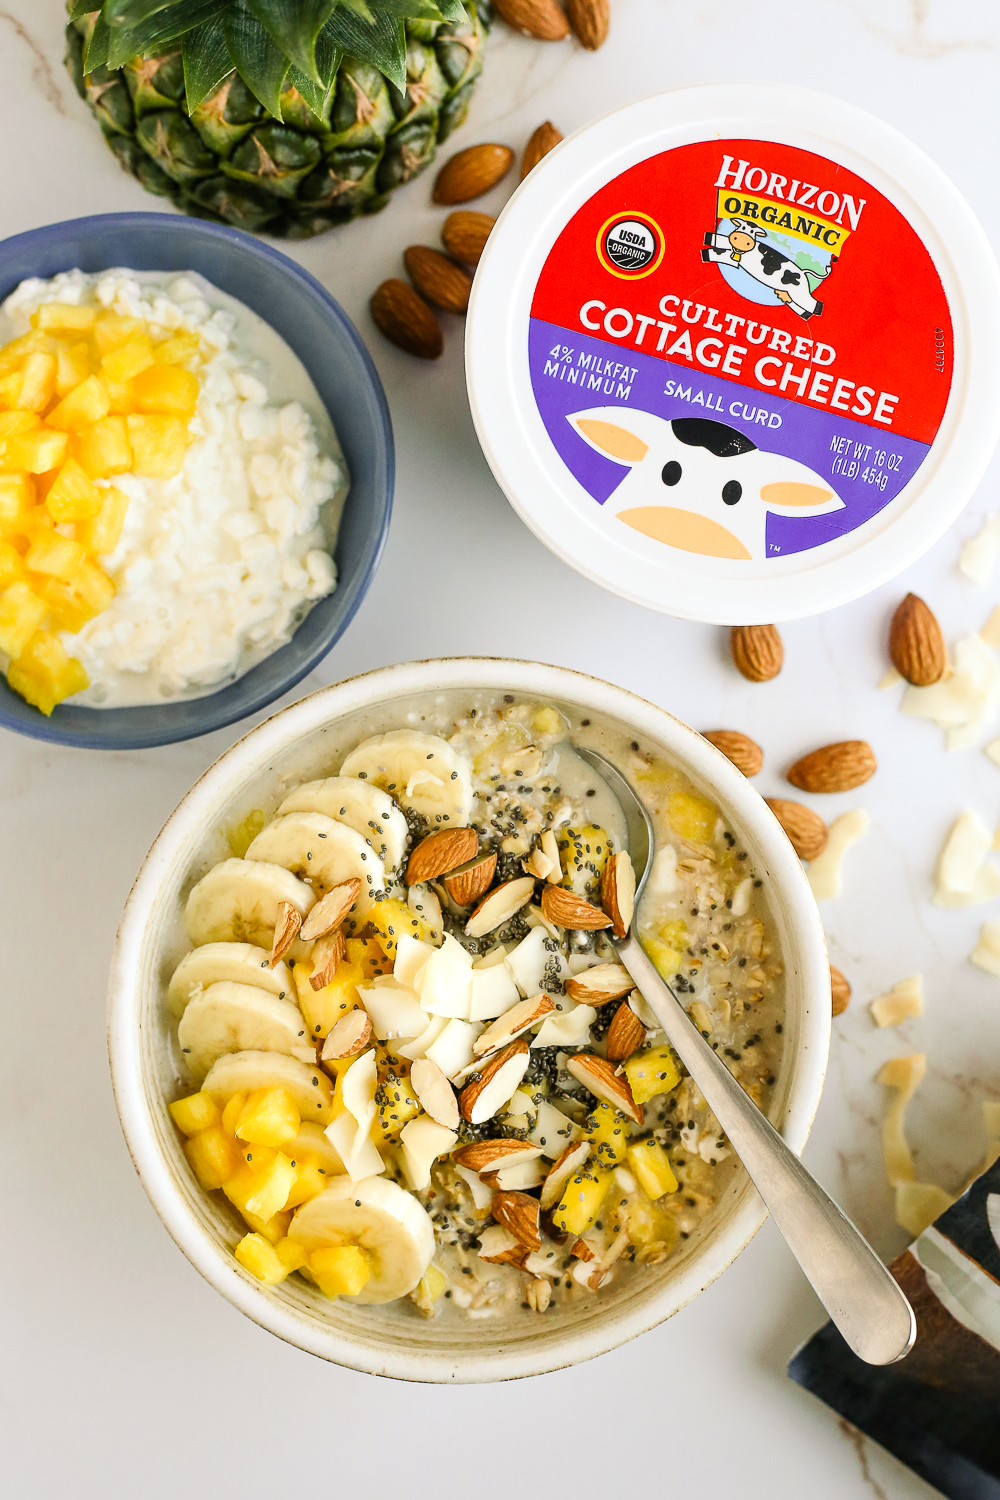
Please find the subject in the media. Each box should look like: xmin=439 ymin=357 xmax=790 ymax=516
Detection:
xmin=403 ymin=246 xmax=473 ymax=315
xmin=889 ymin=593 xmax=946 ymax=686
xmin=702 ymin=729 xmax=763 ymax=777
xmin=787 ymin=740 xmax=877 ymax=793
xmin=370 ymin=278 xmax=442 ymax=359
xmin=441 ymin=210 xmax=496 ymax=266
xmin=830 ymin=965 xmax=851 ymax=1016
xmin=493 ymin=0 xmax=571 ymax=39
xmin=565 ymin=0 xmax=609 ymax=47
xmin=521 ymin=121 xmax=563 ymax=179
xmin=432 ymin=143 xmax=515 ymax=204
xmin=765 ymin=798 xmax=828 ymax=860
xmin=730 ymin=623 xmax=783 ymax=681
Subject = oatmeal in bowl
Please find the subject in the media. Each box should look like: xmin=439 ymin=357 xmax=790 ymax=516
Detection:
xmin=108 ymin=659 xmax=829 ymax=1381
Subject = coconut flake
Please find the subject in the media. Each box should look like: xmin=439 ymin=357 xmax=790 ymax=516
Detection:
xmin=418 ymin=933 xmax=473 ymax=1018
xmin=358 ymin=977 xmax=427 ymax=1041
xmin=532 ymin=1001 xmax=598 ymax=1048
xmin=807 ymin=809 xmax=870 ymax=901
xmin=970 ymin=920 xmax=1000 ymax=976
xmin=959 ymin=514 xmax=1000 ymax=583
xmin=876 ymin=1053 xmax=926 ymax=1186
xmin=870 ymin=974 xmax=924 ymax=1027
xmin=399 ymin=1115 xmax=457 ymax=1190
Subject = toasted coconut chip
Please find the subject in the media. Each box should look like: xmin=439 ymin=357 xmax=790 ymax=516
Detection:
xmin=566 ymin=1053 xmax=643 ymax=1125
xmin=300 ymin=879 xmax=360 ymax=941
xmin=539 ymin=1140 xmax=590 ymax=1210
xmin=807 ymin=809 xmax=870 ymax=902
xmin=491 ymin=1188 xmax=542 ymax=1251
xmin=565 ymin=963 xmax=634 ymax=1005
xmin=473 ymin=992 xmax=555 ymax=1056
xmin=270 ymin=901 xmax=301 ymax=966
xmin=540 ymin=828 xmax=562 ymax=882
xmin=410 ymin=1057 xmax=460 ymax=1130
xmin=870 ymin=975 xmax=924 ymax=1028
xmin=876 ymin=1053 xmax=926 ymax=1186
xmin=465 ymin=876 xmax=536 ymax=939
xmin=601 ymin=851 xmax=635 ymax=937
xmin=321 ymin=1009 xmax=373 ymax=1061
xmin=309 ymin=929 xmax=345 ymax=990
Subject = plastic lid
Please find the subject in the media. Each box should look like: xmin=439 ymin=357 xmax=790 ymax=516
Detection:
xmin=467 ymin=85 xmax=1000 ymax=623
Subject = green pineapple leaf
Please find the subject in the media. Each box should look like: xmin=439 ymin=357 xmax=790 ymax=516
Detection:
xmin=322 ymin=3 xmax=406 ymax=92
xmin=223 ymin=3 xmax=291 ymax=118
xmin=375 ymin=0 xmax=468 ymax=19
xmin=182 ymin=16 xmax=234 ymax=111
xmin=104 ymin=0 xmax=227 ymax=68
xmin=81 ymin=10 xmax=112 ymax=68
xmin=68 ymin=1 xmax=101 ymax=18
xmin=242 ymin=0 xmax=340 ymax=84
xmin=284 ymin=26 xmax=341 ymax=117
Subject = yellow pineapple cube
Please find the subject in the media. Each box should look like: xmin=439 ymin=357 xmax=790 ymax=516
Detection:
xmin=643 ymin=936 xmax=684 ymax=981
xmin=98 ymin=374 xmax=135 ymax=416
xmin=584 ymin=1101 xmax=632 ymax=1168
xmin=235 ymin=1087 xmax=300 ymax=1148
xmin=221 ymin=1091 xmax=248 ymax=1139
xmin=55 ymin=341 xmax=91 ymax=397
xmin=102 ymin=333 xmax=154 ymax=384
xmin=168 ymin=1091 xmax=222 ymax=1136
xmin=234 ymin=1232 xmax=289 ymax=1286
xmin=0 ymin=331 xmax=53 ymax=375
xmin=556 ymin=823 xmax=611 ymax=895
xmin=550 ymin=1164 xmax=614 ymax=1237
xmin=370 ymin=1046 xmax=421 ymax=1145
xmin=0 ymin=371 xmax=25 ymax=409
xmin=0 ymin=541 xmax=25 ymax=589
xmin=8 ymin=426 xmax=68 ymax=474
xmin=345 ymin=936 xmax=393 ymax=979
xmin=7 ymin=630 xmax=88 ymax=715
xmin=531 ymin=704 xmax=564 ymax=736
xmin=274 ymin=1236 xmax=309 ymax=1274
xmin=627 ymin=1137 xmax=679 ymax=1200
xmin=47 ymin=374 xmax=112 ymax=433
xmin=131 ymin=363 xmax=199 ymax=418
xmin=244 ymin=1152 xmax=297 ymax=1220
xmin=626 ymin=1193 xmax=677 ymax=1252
xmin=368 ymin=896 xmax=437 ymax=958
xmin=92 ymin=314 xmax=142 ymax=357
xmin=310 ymin=1245 xmax=371 ymax=1298
xmin=126 ymin=414 xmax=189 ymax=478
xmin=24 ymin=527 xmax=86 ymax=580
xmin=74 ymin=416 xmax=131 ymax=478
xmin=222 ymin=1165 xmax=292 ymax=1243
xmin=0 ymin=581 xmax=46 ymax=656
xmin=0 ymin=473 xmax=34 ymax=530
xmin=0 ymin=410 xmax=39 ymax=445
xmin=15 ymin=352 xmax=56 ymax=413
xmin=45 ymin=458 xmax=102 ymax=522
xmin=153 ymin=331 xmax=202 ymax=366
xmin=414 ymin=1264 xmax=448 ymax=1307
xmin=624 ymin=1045 xmax=682 ymax=1106
xmin=37 ymin=561 xmax=115 ymax=632
xmin=667 ymin=791 xmax=718 ymax=845
xmin=292 ymin=956 xmax=364 ymax=1039
xmin=184 ymin=1126 xmax=241 ymax=1191
xmin=283 ymin=1161 xmax=326 ymax=1209
xmin=79 ymin=486 xmax=129 ymax=555
xmin=32 ymin=303 xmax=97 ymax=333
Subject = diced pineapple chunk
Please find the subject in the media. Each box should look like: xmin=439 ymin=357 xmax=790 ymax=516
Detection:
xmin=624 ymin=1045 xmax=682 ymax=1106
xmin=130 ymin=363 xmax=199 ymax=418
xmin=584 ymin=1101 xmax=632 ymax=1167
xmin=274 ymin=1236 xmax=309 ymax=1274
xmin=0 ymin=410 xmax=40 ymax=444
xmin=235 ymin=1087 xmax=300 ymax=1148
xmin=7 ymin=630 xmax=88 ymax=715
xmin=168 ymin=1091 xmax=222 ymax=1136
xmin=126 ymin=414 xmax=189 ymax=478
xmin=0 ymin=332 xmax=53 ymax=376
xmin=283 ymin=1161 xmax=326 ymax=1209
xmin=310 ymin=1244 xmax=371 ymax=1298
xmin=0 ymin=473 xmax=34 ymax=530
xmin=643 ymin=936 xmax=684 ymax=981
xmin=79 ymin=485 xmax=129 ymax=556
xmin=556 ymin=823 xmax=611 ymax=895
xmin=32 ymin=303 xmax=97 ymax=333
xmin=345 ymin=936 xmax=393 ymax=980
xmin=414 ymin=1264 xmax=448 ymax=1307
xmin=185 ymin=1126 xmax=241 ymax=1191
xmin=244 ymin=1152 xmax=297 ymax=1220
xmin=221 ymin=1091 xmax=248 ymax=1138
xmin=627 ymin=1137 xmax=679 ymax=1200
xmin=102 ymin=333 xmax=154 ymax=384
xmin=15 ymin=352 xmax=56 ymax=412
xmin=92 ymin=314 xmax=142 ymax=357
xmin=367 ymin=896 xmax=437 ymax=959
xmin=7 ymin=426 xmax=68 ymax=474
xmin=531 ymin=704 xmax=564 ymax=736
xmin=153 ymin=331 xmax=202 ymax=366
xmin=55 ymin=342 xmax=91 ymax=397
xmin=667 ymin=791 xmax=718 ymax=845
xmin=234 ymin=1232 xmax=290 ymax=1286
xmin=370 ymin=1047 xmax=421 ymax=1145
xmin=292 ymin=957 xmax=365 ymax=1039
xmin=0 ymin=540 xmax=25 ymax=589
xmin=45 ymin=457 xmax=102 ymax=522
xmin=0 ymin=371 xmax=25 ymax=409
xmin=74 ymin=416 xmax=131 ymax=478
xmin=221 ymin=1165 xmax=292 ymax=1241
xmin=550 ymin=1164 xmax=614 ymax=1237
xmin=24 ymin=527 xmax=86 ymax=580
xmin=47 ymin=374 xmax=112 ymax=433
xmin=98 ymin=374 xmax=135 ymax=416
xmin=0 ymin=581 xmax=46 ymax=656
xmin=626 ymin=1192 xmax=678 ymax=1252
xmin=36 ymin=561 xmax=115 ymax=631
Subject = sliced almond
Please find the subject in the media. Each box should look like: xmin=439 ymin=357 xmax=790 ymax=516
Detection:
xmin=410 ymin=1057 xmax=460 ymax=1130
xmin=458 ymin=1040 xmax=530 ymax=1124
xmin=539 ymin=1139 xmax=590 ymax=1210
xmin=406 ymin=827 xmax=479 ymax=886
xmin=477 ymin=1224 xmax=529 ymax=1267
xmin=453 ymin=1138 xmax=544 ymax=1173
xmin=601 ymin=851 xmax=635 ymax=938
xmin=300 ymin=878 xmax=360 ymax=941
xmin=570 ymin=1236 xmax=595 ymax=1261
xmin=566 ymin=1053 xmax=643 ymax=1125
xmin=565 ymin=963 xmax=633 ymax=1005
xmin=465 ymin=875 xmax=535 ymax=938
xmin=605 ymin=998 xmax=646 ymax=1063
xmin=309 ymin=929 xmax=345 ymax=991
xmin=539 ymin=884 xmax=612 ymax=931
xmin=540 ymin=829 xmax=562 ymax=882
xmin=270 ymin=901 xmax=301 ymax=966
xmin=443 ymin=850 xmax=497 ymax=907
xmin=473 ymin=992 xmax=555 ymax=1056
xmin=321 ymin=1009 xmax=373 ymax=1061
xmin=523 ymin=847 xmax=556 ymax=880
xmin=491 ymin=1188 xmax=542 ymax=1251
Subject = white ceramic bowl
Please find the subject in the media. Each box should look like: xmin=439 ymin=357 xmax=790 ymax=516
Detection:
xmin=108 ymin=658 xmax=830 ymax=1382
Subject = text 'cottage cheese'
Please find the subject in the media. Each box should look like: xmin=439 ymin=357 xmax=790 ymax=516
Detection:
xmin=0 ymin=269 xmax=348 ymax=707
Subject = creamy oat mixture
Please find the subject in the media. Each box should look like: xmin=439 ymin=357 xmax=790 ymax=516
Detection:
xmin=165 ymin=694 xmax=783 ymax=1318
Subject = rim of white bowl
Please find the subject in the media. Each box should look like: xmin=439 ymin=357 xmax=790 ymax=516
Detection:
xmin=108 ymin=657 xmax=830 ymax=1382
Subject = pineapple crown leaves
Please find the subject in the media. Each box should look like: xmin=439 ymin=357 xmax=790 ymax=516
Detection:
xmin=72 ymin=0 xmax=469 ymax=113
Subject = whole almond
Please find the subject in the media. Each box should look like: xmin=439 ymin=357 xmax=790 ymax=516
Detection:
xmin=403 ymin=245 xmax=473 ymax=315
xmin=787 ymin=740 xmax=877 ymax=793
xmin=565 ymin=0 xmax=608 ymax=47
xmin=764 ymin=798 xmax=828 ymax=860
xmin=730 ymin=624 xmax=783 ymax=682
xmin=889 ymin=593 xmax=946 ymax=686
xmin=540 ymin=883 xmax=612 ymax=930
xmin=605 ymin=998 xmax=646 ymax=1063
xmin=702 ymin=730 xmax=763 ymax=777
xmin=370 ymin=279 xmax=442 ymax=359
xmin=493 ymin=0 xmax=570 ymax=40
xmin=491 ymin=1188 xmax=542 ymax=1250
xmin=441 ymin=210 xmax=496 ymax=266
xmin=443 ymin=849 xmax=497 ymax=907
xmin=521 ymin=121 xmax=563 ymax=180
xmin=406 ymin=826 xmax=478 ymax=886
xmin=432 ymin=143 xmax=515 ymax=205
xmin=830 ymin=965 xmax=851 ymax=1017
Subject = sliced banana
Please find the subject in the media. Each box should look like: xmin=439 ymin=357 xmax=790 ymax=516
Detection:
xmin=202 ymin=1049 xmax=333 ymax=1123
xmin=339 ymin=730 xmax=474 ymax=827
xmin=185 ymin=859 xmax=315 ymax=948
xmin=177 ymin=982 xmax=309 ymax=1081
xmin=167 ymin=943 xmax=293 ymax=1018
xmin=245 ymin=812 xmax=384 ymax=926
xmin=277 ymin=778 xmax=409 ymax=875
xmin=288 ymin=1175 xmax=435 ymax=1304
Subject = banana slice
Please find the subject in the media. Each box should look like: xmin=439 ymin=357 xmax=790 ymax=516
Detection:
xmin=186 ymin=859 xmax=315 ymax=948
xmin=288 ymin=1175 xmax=435 ymax=1304
xmin=177 ymin=982 xmax=309 ymax=1081
xmin=167 ymin=943 xmax=293 ymax=1018
xmin=202 ymin=1050 xmax=333 ymax=1123
xmin=277 ymin=778 xmax=409 ymax=875
xmin=246 ymin=812 xmax=384 ymax=926
xmin=339 ymin=731 xmax=474 ymax=827
xmin=285 ymin=1122 xmax=344 ymax=1176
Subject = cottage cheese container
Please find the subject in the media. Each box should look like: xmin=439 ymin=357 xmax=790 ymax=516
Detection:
xmin=467 ymin=85 xmax=1000 ymax=623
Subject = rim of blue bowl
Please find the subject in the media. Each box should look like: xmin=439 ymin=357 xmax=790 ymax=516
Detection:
xmin=0 ymin=212 xmax=393 ymax=751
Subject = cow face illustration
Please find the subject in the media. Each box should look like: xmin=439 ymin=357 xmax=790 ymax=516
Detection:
xmin=568 ymin=408 xmax=845 ymax=561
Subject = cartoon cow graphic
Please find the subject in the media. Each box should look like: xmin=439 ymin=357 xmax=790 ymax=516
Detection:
xmin=568 ymin=408 xmax=845 ymax=561
xmin=702 ymin=218 xmax=825 ymax=320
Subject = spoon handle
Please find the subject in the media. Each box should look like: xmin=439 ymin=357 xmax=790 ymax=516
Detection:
xmin=616 ymin=934 xmax=916 ymax=1366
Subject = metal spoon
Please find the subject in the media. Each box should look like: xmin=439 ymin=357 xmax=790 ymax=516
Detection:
xmin=576 ymin=746 xmax=916 ymax=1366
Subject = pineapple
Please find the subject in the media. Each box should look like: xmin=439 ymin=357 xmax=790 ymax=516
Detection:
xmin=64 ymin=0 xmax=492 ymax=239
xmin=310 ymin=1244 xmax=371 ymax=1297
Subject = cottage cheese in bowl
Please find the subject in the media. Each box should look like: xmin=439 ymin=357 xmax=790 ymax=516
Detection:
xmin=0 ymin=269 xmax=348 ymax=708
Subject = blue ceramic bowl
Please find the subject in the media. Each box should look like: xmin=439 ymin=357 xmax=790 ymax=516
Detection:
xmin=0 ymin=213 xmax=393 ymax=749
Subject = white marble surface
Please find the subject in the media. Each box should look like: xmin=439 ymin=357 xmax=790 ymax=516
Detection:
xmin=2 ymin=2 xmax=1000 ymax=1495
